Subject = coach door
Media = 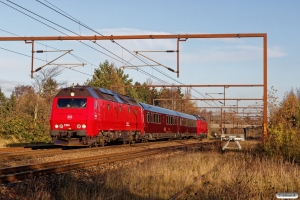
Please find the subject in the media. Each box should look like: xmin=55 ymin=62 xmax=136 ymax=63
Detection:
xmin=176 ymin=116 xmax=179 ymax=134
xmin=145 ymin=111 xmax=150 ymax=132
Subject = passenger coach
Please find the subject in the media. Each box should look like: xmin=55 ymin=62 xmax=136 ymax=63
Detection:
xmin=139 ymin=103 xmax=200 ymax=140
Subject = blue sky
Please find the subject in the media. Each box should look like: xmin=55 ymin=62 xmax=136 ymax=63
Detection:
xmin=0 ymin=0 xmax=299 ymax=109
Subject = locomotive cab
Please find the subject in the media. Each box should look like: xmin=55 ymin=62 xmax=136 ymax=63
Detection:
xmin=50 ymin=87 xmax=99 ymax=145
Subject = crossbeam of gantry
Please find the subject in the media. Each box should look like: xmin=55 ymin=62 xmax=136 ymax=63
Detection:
xmin=0 ymin=33 xmax=267 ymax=141
xmin=154 ymin=98 xmax=262 ymax=101
xmin=0 ymin=33 xmax=266 ymax=41
xmin=110 ymin=84 xmax=263 ymax=89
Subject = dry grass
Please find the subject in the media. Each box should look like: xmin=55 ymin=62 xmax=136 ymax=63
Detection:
xmin=0 ymin=136 xmax=21 ymax=148
xmin=183 ymin=152 xmax=300 ymax=200
xmin=1 ymin=147 xmax=300 ymax=200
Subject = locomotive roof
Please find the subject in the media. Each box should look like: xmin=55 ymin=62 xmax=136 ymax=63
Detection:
xmin=55 ymin=86 xmax=140 ymax=106
xmin=55 ymin=86 xmax=98 ymax=97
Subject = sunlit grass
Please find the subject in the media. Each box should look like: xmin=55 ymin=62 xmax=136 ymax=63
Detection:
xmin=2 ymin=147 xmax=300 ymax=200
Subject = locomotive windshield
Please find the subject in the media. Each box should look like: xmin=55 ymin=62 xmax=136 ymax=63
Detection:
xmin=57 ymin=98 xmax=87 ymax=108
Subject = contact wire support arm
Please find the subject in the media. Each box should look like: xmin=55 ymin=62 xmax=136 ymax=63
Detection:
xmin=33 ymin=49 xmax=73 ymax=73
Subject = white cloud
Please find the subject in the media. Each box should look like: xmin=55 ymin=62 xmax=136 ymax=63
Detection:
xmin=180 ymin=45 xmax=287 ymax=63
xmin=0 ymin=79 xmax=26 ymax=97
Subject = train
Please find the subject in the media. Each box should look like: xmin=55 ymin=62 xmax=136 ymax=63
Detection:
xmin=49 ymin=86 xmax=208 ymax=146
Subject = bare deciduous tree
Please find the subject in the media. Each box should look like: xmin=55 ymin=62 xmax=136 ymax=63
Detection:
xmin=32 ymin=67 xmax=67 ymax=121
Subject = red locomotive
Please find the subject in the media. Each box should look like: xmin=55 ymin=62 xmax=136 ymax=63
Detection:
xmin=49 ymin=86 xmax=208 ymax=146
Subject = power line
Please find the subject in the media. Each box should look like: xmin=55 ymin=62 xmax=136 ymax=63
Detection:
xmin=36 ymin=0 xmax=216 ymax=106
xmin=0 ymin=45 xmax=92 ymax=76
xmin=0 ymin=28 xmax=98 ymax=68
xmin=37 ymin=0 xmax=194 ymax=86
xmin=2 ymin=1 xmax=169 ymax=84
xmin=2 ymin=1 xmax=216 ymax=106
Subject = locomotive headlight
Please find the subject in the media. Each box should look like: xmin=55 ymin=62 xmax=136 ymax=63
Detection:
xmin=55 ymin=124 xmax=58 ymax=128
xmin=70 ymin=92 xmax=75 ymax=96
xmin=59 ymin=124 xmax=63 ymax=128
xmin=77 ymin=124 xmax=81 ymax=128
xmin=82 ymin=124 xmax=86 ymax=129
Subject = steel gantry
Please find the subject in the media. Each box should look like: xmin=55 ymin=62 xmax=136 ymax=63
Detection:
xmin=0 ymin=33 xmax=268 ymax=141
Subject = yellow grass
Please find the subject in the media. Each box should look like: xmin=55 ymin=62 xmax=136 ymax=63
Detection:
xmin=0 ymin=135 xmax=21 ymax=148
xmin=1 ymin=148 xmax=300 ymax=200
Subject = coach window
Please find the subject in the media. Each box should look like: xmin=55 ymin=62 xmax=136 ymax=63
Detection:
xmin=107 ymin=104 xmax=110 ymax=110
xmin=166 ymin=116 xmax=169 ymax=125
xmin=147 ymin=112 xmax=150 ymax=123
xmin=119 ymin=106 xmax=122 ymax=112
xmin=128 ymin=107 xmax=130 ymax=113
xmin=158 ymin=114 xmax=161 ymax=124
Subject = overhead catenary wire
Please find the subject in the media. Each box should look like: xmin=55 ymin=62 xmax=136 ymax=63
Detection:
xmin=0 ymin=46 xmax=92 ymax=76
xmin=2 ymin=1 xmax=212 ymax=105
xmin=1 ymin=1 xmax=169 ymax=85
xmin=2 ymin=1 xmax=217 ymax=106
xmin=36 ymin=0 xmax=217 ymax=106
xmin=0 ymin=28 xmax=97 ymax=68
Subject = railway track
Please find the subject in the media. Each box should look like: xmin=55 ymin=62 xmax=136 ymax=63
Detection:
xmin=0 ymin=141 xmax=218 ymax=184
xmin=0 ymin=139 xmax=216 ymax=161
xmin=0 ymin=147 xmax=31 ymax=153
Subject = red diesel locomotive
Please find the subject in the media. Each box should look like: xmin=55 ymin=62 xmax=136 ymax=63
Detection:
xmin=49 ymin=86 xmax=208 ymax=146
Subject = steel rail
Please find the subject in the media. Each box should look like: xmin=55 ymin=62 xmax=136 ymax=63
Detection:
xmin=0 ymin=148 xmax=159 ymax=176
xmin=0 ymin=147 xmax=29 ymax=153
xmin=0 ymin=140 xmax=195 ymax=160
xmin=0 ymin=142 xmax=217 ymax=183
xmin=0 ymin=150 xmax=163 ymax=183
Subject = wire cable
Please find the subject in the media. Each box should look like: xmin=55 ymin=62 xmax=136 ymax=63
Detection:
xmin=0 ymin=28 xmax=98 ymax=69
xmin=1 ymin=1 xmax=169 ymax=84
xmin=36 ymin=0 xmax=216 ymax=106
xmin=0 ymin=46 xmax=92 ymax=76
xmin=2 ymin=0 xmax=216 ymax=106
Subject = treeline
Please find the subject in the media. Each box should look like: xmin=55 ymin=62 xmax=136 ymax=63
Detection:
xmin=0 ymin=60 xmax=201 ymax=145
xmin=265 ymin=87 xmax=300 ymax=162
